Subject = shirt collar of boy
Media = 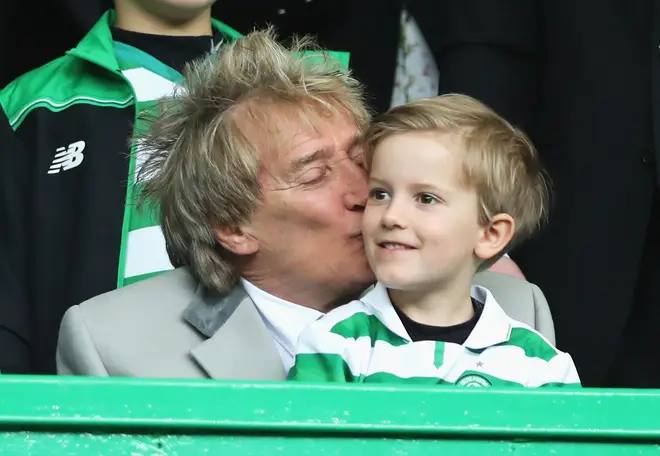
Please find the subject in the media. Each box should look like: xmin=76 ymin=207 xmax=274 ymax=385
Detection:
xmin=360 ymin=282 xmax=513 ymax=350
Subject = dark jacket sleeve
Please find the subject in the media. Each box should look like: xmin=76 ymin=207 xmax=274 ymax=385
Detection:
xmin=0 ymin=106 xmax=31 ymax=373
xmin=408 ymin=0 xmax=540 ymax=130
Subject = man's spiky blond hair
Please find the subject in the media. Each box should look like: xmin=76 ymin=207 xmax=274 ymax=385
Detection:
xmin=135 ymin=28 xmax=369 ymax=292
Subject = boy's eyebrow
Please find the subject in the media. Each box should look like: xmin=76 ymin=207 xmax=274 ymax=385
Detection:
xmin=368 ymin=176 xmax=389 ymax=186
xmin=368 ymin=177 xmax=450 ymax=194
xmin=410 ymin=182 xmax=445 ymax=192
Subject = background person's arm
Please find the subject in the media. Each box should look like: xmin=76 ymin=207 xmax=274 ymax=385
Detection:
xmin=0 ymin=107 xmax=31 ymax=373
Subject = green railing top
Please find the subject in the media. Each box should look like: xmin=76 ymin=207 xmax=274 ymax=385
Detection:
xmin=0 ymin=375 xmax=656 ymax=442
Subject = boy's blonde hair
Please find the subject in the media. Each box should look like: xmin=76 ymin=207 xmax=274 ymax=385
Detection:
xmin=363 ymin=94 xmax=549 ymax=268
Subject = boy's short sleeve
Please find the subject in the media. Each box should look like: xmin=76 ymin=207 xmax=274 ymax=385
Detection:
xmin=288 ymin=319 xmax=365 ymax=383
xmin=534 ymin=352 xmax=582 ymax=388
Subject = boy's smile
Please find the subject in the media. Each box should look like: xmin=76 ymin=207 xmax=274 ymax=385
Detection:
xmin=362 ymin=131 xmax=485 ymax=292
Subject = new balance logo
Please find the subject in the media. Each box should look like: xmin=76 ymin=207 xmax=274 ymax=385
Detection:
xmin=48 ymin=141 xmax=85 ymax=175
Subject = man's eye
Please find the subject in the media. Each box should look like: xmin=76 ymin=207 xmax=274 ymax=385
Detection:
xmin=369 ymin=189 xmax=390 ymax=200
xmin=301 ymin=166 xmax=330 ymax=184
xmin=417 ymin=193 xmax=439 ymax=205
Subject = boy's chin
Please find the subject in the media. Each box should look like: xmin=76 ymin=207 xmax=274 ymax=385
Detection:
xmin=377 ymin=276 xmax=425 ymax=292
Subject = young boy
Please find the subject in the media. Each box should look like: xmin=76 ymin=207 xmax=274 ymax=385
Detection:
xmin=289 ymin=94 xmax=581 ymax=387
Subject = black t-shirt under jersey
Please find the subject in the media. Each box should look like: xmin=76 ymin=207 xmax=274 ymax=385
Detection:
xmin=393 ymin=298 xmax=484 ymax=345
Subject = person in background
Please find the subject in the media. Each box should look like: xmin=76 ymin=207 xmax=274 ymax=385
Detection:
xmin=0 ymin=0 xmax=243 ymax=374
xmin=0 ymin=108 xmax=30 ymax=374
xmin=56 ymin=31 xmax=553 ymax=380
xmin=408 ymin=0 xmax=660 ymax=387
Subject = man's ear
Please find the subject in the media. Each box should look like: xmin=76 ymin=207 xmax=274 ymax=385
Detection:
xmin=474 ymin=213 xmax=515 ymax=262
xmin=214 ymin=225 xmax=259 ymax=256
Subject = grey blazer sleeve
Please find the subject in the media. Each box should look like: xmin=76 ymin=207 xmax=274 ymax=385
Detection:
xmin=56 ymin=306 xmax=109 ymax=376
xmin=531 ymin=283 xmax=556 ymax=345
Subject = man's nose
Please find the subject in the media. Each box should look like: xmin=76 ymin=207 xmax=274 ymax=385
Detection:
xmin=341 ymin=160 xmax=368 ymax=211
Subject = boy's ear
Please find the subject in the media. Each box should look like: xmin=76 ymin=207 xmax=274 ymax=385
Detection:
xmin=214 ymin=225 xmax=259 ymax=256
xmin=474 ymin=213 xmax=515 ymax=262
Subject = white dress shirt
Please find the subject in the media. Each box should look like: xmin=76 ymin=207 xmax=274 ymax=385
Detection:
xmin=240 ymin=278 xmax=322 ymax=373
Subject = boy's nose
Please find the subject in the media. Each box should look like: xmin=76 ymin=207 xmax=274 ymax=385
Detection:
xmin=381 ymin=201 xmax=407 ymax=230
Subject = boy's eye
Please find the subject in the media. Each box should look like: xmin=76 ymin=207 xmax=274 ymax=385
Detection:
xmin=369 ymin=189 xmax=390 ymax=200
xmin=417 ymin=193 xmax=439 ymax=205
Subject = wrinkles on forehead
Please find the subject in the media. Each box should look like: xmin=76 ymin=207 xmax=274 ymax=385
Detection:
xmin=232 ymin=97 xmax=358 ymax=187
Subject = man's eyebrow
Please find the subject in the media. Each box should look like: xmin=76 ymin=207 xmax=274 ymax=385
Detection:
xmin=290 ymin=149 xmax=329 ymax=173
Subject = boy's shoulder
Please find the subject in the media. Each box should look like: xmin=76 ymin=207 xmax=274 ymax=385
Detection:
xmin=497 ymin=318 xmax=562 ymax=362
xmin=310 ymin=299 xmax=375 ymax=334
xmin=474 ymin=285 xmax=562 ymax=361
xmin=309 ymin=284 xmax=409 ymax=347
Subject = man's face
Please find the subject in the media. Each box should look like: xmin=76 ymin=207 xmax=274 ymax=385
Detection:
xmin=242 ymin=111 xmax=374 ymax=309
xmin=362 ymin=131 xmax=483 ymax=291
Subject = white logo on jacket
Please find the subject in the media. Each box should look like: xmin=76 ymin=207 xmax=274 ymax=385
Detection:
xmin=48 ymin=141 xmax=85 ymax=174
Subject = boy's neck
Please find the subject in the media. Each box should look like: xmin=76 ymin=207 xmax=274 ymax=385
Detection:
xmin=388 ymin=273 xmax=475 ymax=327
xmin=114 ymin=4 xmax=213 ymax=36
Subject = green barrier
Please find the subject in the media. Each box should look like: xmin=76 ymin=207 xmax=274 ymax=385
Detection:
xmin=0 ymin=375 xmax=657 ymax=455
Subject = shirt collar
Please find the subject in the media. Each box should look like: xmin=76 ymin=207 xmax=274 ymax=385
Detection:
xmin=462 ymin=286 xmax=513 ymax=350
xmin=240 ymin=278 xmax=322 ymax=356
xmin=360 ymin=282 xmax=513 ymax=349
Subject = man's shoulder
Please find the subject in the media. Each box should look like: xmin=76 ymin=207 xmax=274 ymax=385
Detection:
xmin=76 ymin=268 xmax=198 ymax=318
xmin=58 ymin=268 xmax=217 ymax=378
xmin=473 ymin=270 xmax=536 ymax=294
xmin=473 ymin=271 xmax=546 ymax=329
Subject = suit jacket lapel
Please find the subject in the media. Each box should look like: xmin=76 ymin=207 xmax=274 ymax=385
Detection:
xmin=184 ymin=284 xmax=285 ymax=381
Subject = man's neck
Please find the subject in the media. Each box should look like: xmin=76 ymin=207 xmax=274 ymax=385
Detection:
xmin=113 ymin=3 xmax=213 ymax=36
xmin=388 ymin=272 xmax=476 ymax=327
xmin=243 ymin=274 xmax=368 ymax=314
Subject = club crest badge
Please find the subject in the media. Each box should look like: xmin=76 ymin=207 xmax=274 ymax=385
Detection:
xmin=456 ymin=374 xmax=492 ymax=387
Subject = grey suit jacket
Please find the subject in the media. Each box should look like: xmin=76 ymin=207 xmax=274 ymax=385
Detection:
xmin=56 ymin=268 xmax=554 ymax=380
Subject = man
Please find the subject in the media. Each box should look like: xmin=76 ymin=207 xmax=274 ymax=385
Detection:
xmin=408 ymin=0 xmax=659 ymax=387
xmin=56 ymin=29 xmax=554 ymax=379
xmin=0 ymin=0 xmax=244 ymax=374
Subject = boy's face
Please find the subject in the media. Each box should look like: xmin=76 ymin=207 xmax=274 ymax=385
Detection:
xmin=362 ymin=131 xmax=484 ymax=291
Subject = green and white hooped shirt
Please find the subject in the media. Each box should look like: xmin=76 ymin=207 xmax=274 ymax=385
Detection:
xmin=114 ymin=40 xmax=188 ymax=287
xmin=289 ymin=283 xmax=582 ymax=388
